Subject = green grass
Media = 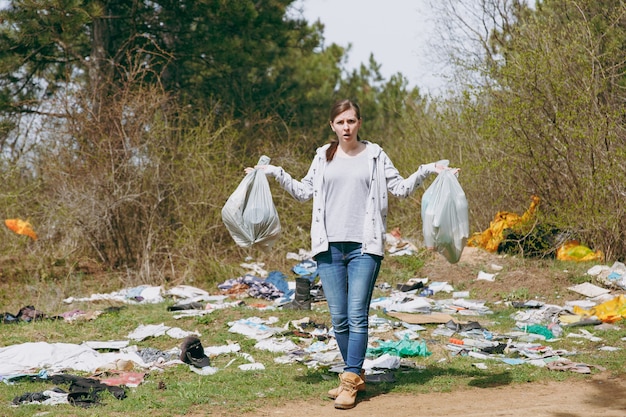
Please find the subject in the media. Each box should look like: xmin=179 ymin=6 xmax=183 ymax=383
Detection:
xmin=500 ymin=287 xmax=530 ymax=301
xmin=0 ymin=252 xmax=625 ymax=416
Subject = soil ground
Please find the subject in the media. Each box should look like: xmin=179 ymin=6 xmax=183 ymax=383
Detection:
xmin=248 ymin=374 xmax=626 ymax=416
xmin=248 ymin=246 xmax=626 ymax=417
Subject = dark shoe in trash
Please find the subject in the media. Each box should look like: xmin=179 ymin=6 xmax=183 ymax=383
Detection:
xmin=180 ymin=336 xmax=210 ymax=368
xmin=2 ymin=312 xmax=18 ymax=324
xmin=481 ymin=343 xmax=507 ymax=354
xmin=311 ymin=282 xmax=326 ymax=302
xmin=283 ymin=298 xmax=312 ymax=310
xmin=445 ymin=319 xmax=484 ymax=333
xmin=511 ymin=300 xmax=543 ymax=309
xmin=396 ymin=281 xmax=424 ymax=292
xmin=104 ymin=306 xmax=126 ymax=314
xmin=283 ymin=277 xmax=312 ymax=310
xmin=167 ymin=302 xmax=204 ymax=311
xmin=16 ymin=305 xmax=46 ymax=322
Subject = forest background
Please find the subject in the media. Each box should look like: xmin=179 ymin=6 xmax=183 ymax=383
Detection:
xmin=0 ymin=0 xmax=625 ymax=290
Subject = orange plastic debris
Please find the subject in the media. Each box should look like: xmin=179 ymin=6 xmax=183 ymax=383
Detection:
xmin=4 ymin=218 xmax=38 ymax=240
xmin=467 ymin=196 xmax=540 ymax=252
xmin=390 ymin=227 xmax=402 ymax=239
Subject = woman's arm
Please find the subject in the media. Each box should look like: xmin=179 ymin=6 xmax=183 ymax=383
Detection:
xmin=246 ymin=160 xmax=317 ymax=202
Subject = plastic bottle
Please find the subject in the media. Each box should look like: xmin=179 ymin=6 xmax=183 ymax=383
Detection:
xmin=548 ymin=323 xmax=563 ymax=338
xmin=462 ymin=338 xmax=489 ymax=348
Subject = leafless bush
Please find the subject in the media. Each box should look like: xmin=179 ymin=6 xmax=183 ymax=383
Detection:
xmin=427 ymin=0 xmax=626 ymax=261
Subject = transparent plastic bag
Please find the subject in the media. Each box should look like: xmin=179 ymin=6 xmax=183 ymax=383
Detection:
xmin=421 ymin=169 xmax=469 ymax=264
xmin=221 ymin=155 xmax=281 ymax=249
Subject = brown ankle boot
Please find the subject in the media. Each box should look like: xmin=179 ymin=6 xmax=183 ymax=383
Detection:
xmin=334 ymin=371 xmax=364 ymax=409
xmin=327 ymin=369 xmax=365 ymax=399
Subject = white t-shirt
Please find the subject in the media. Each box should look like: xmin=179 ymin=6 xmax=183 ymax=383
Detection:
xmin=323 ymin=151 xmax=370 ymax=243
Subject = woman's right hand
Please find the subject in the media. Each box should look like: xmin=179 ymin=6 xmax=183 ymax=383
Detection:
xmin=434 ymin=164 xmax=460 ymax=176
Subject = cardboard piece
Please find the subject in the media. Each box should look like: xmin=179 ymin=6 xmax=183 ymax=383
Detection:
xmin=386 ymin=311 xmax=455 ymax=324
xmin=567 ymin=282 xmax=610 ymax=298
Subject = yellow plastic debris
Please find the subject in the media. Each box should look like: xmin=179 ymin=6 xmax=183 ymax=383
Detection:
xmin=556 ymin=240 xmax=603 ymax=262
xmin=558 ymin=314 xmax=585 ymax=324
xmin=573 ymin=295 xmax=626 ymax=323
xmin=467 ymin=196 xmax=540 ymax=252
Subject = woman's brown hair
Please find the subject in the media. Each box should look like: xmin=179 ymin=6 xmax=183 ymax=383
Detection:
xmin=326 ymin=99 xmax=361 ymax=161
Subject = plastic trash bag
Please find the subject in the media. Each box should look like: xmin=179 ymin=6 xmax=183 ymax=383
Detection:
xmin=421 ymin=169 xmax=469 ymax=264
xmin=4 ymin=218 xmax=38 ymax=240
xmin=556 ymin=240 xmax=603 ymax=262
xmin=366 ymin=337 xmax=431 ymax=357
xmin=467 ymin=195 xmax=540 ymax=252
xmin=221 ymin=155 xmax=281 ymax=250
xmin=573 ymin=294 xmax=626 ymax=323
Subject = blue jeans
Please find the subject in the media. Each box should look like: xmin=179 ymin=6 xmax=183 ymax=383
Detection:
xmin=315 ymin=242 xmax=382 ymax=374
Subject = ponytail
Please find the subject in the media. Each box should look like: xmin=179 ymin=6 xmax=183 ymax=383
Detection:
xmin=326 ymin=141 xmax=338 ymax=161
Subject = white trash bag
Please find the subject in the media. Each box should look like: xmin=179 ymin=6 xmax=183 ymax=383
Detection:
xmin=221 ymin=155 xmax=281 ymax=249
xmin=421 ymin=168 xmax=469 ymax=264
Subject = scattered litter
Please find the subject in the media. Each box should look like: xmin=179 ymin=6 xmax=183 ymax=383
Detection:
xmin=228 ymin=317 xmax=285 ymax=341
xmin=126 ymin=324 xmax=200 ymax=342
xmin=385 ymin=228 xmax=419 ymax=256
xmin=240 ymin=262 xmax=268 ymax=278
xmin=189 ymin=365 xmax=219 ymax=375
xmin=239 ymin=363 xmax=265 ymax=371
xmin=572 ymin=295 xmax=626 ymax=323
xmin=7 ymin=247 xmax=626 ymax=410
xmin=567 ymin=282 xmax=611 ymax=298
xmin=467 ymin=195 xmax=540 ymax=252
xmin=490 ymin=263 xmax=503 ymax=271
xmin=545 ymin=358 xmax=606 ymax=374
xmin=476 ymin=271 xmax=497 ymax=281
xmin=428 ymin=281 xmax=455 ymax=294
xmin=566 ymin=329 xmax=603 ymax=342
xmin=363 ymin=353 xmax=402 ymax=370
xmin=83 ymin=341 xmax=130 ymax=350
xmin=64 ymin=285 xmax=165 ymax=304
xmin=598 ymin=346 xmax=620 ymax=352
xmin=4 ymin=218 xmax=38 ymax=240
xmin=367 ymin=338 xmax=431 ymax=357
xmin=286 ymin=248 xmax=314 ymax=261
xmin=254 ymin=337 xmax=299 ymax=353
xmin=204 ymin=343 xmax=241 ymax=356
xmin=386 ymin=311 xmax=455 ymax=324
xmin=396 ymin=278 xmax=426 ymax=292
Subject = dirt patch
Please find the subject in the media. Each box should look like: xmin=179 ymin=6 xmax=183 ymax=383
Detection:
xmin=246 ymin=372 xmax=626 ymax=416
xmin=419 ymin=246 xmax=580 ymax=304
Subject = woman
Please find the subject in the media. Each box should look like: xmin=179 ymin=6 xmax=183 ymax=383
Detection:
xmin=249 ymin=99 xmax=453 ymax=409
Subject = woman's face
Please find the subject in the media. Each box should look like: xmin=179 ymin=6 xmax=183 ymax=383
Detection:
xmin=330 ymin=109 xmax=361 ymax=145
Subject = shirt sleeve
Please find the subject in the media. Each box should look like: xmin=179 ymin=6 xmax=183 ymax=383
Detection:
xmin=272 ymin=157 xmax=317 ymax=202
xmin=383 ymin=153 xmax=434 ymax=198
